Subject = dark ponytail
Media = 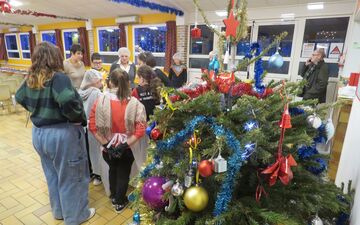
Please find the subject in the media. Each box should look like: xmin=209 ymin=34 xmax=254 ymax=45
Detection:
xmin=137 ymin=65 xmax=162 ymax=103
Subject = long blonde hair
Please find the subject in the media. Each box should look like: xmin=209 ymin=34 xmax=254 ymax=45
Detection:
xmin=27 ymin=42 xmax=64 ymax=89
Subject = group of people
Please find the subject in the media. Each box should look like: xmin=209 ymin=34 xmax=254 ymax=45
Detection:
xmin=15 ymin=41 xmax=188 ymax=225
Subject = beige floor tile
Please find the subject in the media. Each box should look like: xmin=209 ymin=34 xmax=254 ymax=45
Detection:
xmin=0 ymin=112 xmax=134 ymax=224
xmin=0 ymin=215 xmax=24 ymax=225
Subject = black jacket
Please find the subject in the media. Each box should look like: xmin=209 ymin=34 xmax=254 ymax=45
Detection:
xmin=154 ymin=68 xmax=170 ymax=87
xmin=109 ymin=62 xmax=136 ymax=88
xmin=300 ymin=60 xmax=329 ymax=103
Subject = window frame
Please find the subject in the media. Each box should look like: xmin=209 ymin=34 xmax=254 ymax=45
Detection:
xmin=62 ymin=29 xmax=79 ymax=59
xmin=4 ymin=33 xmax=20 ymax=59
xmin=19 ymin=32 xmax=31 ymax=60
xmin=296 ymin=15 xmax=351 ymax=80
xmin=132 ymin=23 xmax=166 ymax=67
xmin=40 ymin=30 xmax=56 ymax=45
xmin=96 ymin=26 xmax=126 ymax=65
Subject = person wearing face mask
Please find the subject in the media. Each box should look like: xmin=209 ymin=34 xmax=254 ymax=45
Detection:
xmin=63 ymin=44 xmax=86 ymax=90
xmin=109 ymin=47 xmax=136 ymax=89
xmin=79 ymin=70 xmax=104 ymax=186
xmin=299 ymin=48 xmax=329 ymax=103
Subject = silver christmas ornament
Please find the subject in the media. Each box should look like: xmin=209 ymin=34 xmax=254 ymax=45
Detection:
xmin=311 ymin=215 xmax=324 ymax=225
xmin=306 ymin=114 xmax=322 ymax=129
xmin=171 ymin=182 xmax=184 ymax=196
xmin=214 ymin=155 xmax=227 ymax=173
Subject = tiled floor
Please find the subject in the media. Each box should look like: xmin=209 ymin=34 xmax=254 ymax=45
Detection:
xmin=0 ymin=111 xmax=134 ymax=225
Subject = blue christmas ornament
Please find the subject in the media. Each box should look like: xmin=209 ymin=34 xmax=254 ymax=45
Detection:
xmin=243 ymin=120 xmax=259 ymax=132
xmin=128 ymin=192 xmax=136 ymax=202
xmin=209 ymin=57 xmax=220 ymax=75
xmin=146 ymin=122 xmax=156 ymax=137
xmin=133 ymin=211 xmax=140 ymax=224
xmin=268 ymin=51 xmax=284 ymax=68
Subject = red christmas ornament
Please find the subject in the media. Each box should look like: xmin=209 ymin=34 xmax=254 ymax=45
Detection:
xmin=191 ymin=27 xmax=202 ymax=39
xmin=279 ymin=103 xmax=292 ymax=129
xmin=198 ymin=160 xmax=213 ymax=177
xmin=231 ymin=82 xmax=253 ymax=97
xmin=223 ymin=9 xmax=239 ymax=38
xmin=150 ymin=128 xmax=163 ymax=140
xmin=215 ymin=72 xmax=235 ymax=94
xmin=0 ymin=0 xmax=11 ymax=13
xmin=261 ymin=154 xmax=297 ymax=186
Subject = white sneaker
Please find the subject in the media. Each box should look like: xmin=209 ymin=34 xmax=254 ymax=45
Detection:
xmin=80 ymin=208 xmax=96 ymax=224
xmin=93 ymin=178 xmax=102 ymax=186
xmin=87 ymin=208 xmax=96 ymax=221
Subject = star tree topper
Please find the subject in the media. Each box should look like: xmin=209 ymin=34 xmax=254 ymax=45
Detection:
xmin=223 ymin=9 xmax=239 ymax=38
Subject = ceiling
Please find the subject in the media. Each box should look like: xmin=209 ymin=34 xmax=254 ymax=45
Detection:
xmin=0 ymin=0 xmax=356 ymax=29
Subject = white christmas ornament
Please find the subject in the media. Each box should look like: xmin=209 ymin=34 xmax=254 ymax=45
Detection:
xmin=214 ymin=155 xmax=227 ymax=173
xmin=325 ymin=118 xmax=335 ymax=143
xmin=223 ymin=50 xmax=230 ymax=64
xmin=311 ymin=215 xmax=324 ymax=225
xmin=306 ymin=114 xmax=322 ymax=129
xmin=171 ymin=182 xmax=184 ymax=196
xmin=184 ymin=170 xmax=193 ymax=188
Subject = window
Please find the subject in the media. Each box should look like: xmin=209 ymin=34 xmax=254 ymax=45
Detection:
xmin=134 ymin=25 xmax=166 ymax=67
xmin=41 ymin=31 xmax=56 ymax=45
xmin=258 ymin=24 xmax=295 ymax=57
xmin=189 ymin=25 xmax=214 ymax=55
xmin=97 ymin=27 xmax=121 ymax=64
xmin=221 ymin=26 xmax=252 ymax=56
xmin=4 ymin=34 xmax=20 ymax=58
xmin=303 ymin=17 xmax=349 ymax=57
xmin=300 ymin=17 xmax=349 ymax=77
xmin=63 ymin=30 xmax=79 ymax=59
xmin=19 ymin=33 xmax=30 ymax=59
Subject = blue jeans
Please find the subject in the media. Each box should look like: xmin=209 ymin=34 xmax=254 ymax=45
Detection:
xmin=32 ymin=123 xmax=91 ymax=225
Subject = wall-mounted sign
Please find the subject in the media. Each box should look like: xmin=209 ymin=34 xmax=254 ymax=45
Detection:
xmin=301 ymin=43 xmax=315 ymax=58
xmin=329 ymin=43 xmax=344 ymax=59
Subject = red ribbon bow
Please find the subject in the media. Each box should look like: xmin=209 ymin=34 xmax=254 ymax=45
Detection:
xmin=262 ymin=154 xmax=297 ymax=186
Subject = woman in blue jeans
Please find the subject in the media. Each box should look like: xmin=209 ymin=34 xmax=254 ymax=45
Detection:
xmin=15 ymin=42 xmax=95 ymax=225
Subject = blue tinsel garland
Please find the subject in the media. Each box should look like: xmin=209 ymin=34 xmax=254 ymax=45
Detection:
xmin=109 ymin=0 xmax=184 ymax=16
xmin=141 ymin=115 xmax=254 ymax=218
xmin=244 ymin=43 xmax=265 ymax=94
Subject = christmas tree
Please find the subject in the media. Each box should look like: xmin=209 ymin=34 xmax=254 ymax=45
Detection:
xmin=129 ymin=0 xmax=352 ymax=224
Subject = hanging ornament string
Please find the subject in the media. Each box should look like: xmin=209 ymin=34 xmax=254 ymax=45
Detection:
xmin=261 ymin=81 xmax=297 ymax=187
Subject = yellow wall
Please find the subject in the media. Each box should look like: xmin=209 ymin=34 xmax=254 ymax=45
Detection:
xmin=1 ymin=13 xmax=176 ymax=70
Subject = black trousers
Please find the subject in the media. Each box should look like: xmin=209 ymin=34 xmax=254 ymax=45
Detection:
xmin=102 ymin=149 xmax=134 ymax=205
xmin=84 ymin=128 xmax=93 ymax=176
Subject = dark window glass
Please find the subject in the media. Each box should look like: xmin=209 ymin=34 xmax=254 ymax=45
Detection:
xmin=134 ymin=26 xmax=166 ymax=53
xmin=20 ymin=34 xmax=30 ymax=50
xmin=8 ymin=52 xmax=20 ymax=58
xmin=64 ymin=31 xmax=79 ymax=51
xmin=302 ymin=17 xmax=349 ymax=58
xmin=99 ymin=29 xmax=120 ymax=52
xmin=262 ymin=60 xmax=290 ymax=74
xmin=189 ymin=25 xmax=214 ymax=55
xmin=258 ymin=24 xmax=294 ymax=57
xmin=189 ymin=58 xmax=209 ymax=69
xmin=5 ymin=35 xmax=18 ymax=50
xmin=42 ymin=33 xmax=56 ymax=45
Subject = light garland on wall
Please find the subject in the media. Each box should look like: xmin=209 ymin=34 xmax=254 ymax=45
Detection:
xmin=0 ymin=21 xmax=33 ymax=27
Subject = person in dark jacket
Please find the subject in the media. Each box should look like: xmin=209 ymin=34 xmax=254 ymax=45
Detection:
xmin=109 ymin=47 xmax=136 ymax=88
xmin=144 ymin=52 xmax=171 ymax=87
xmin=300 ymin=48 xmax=329 ymax=103
xmin=132 ymin=65 xmax=162 ymax=120
xmin=169 ymin=52 xmax=187 ymax=88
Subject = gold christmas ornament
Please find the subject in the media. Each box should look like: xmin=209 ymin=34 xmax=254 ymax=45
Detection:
xmin=183 ymin=186 xmax=209 ymax=212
